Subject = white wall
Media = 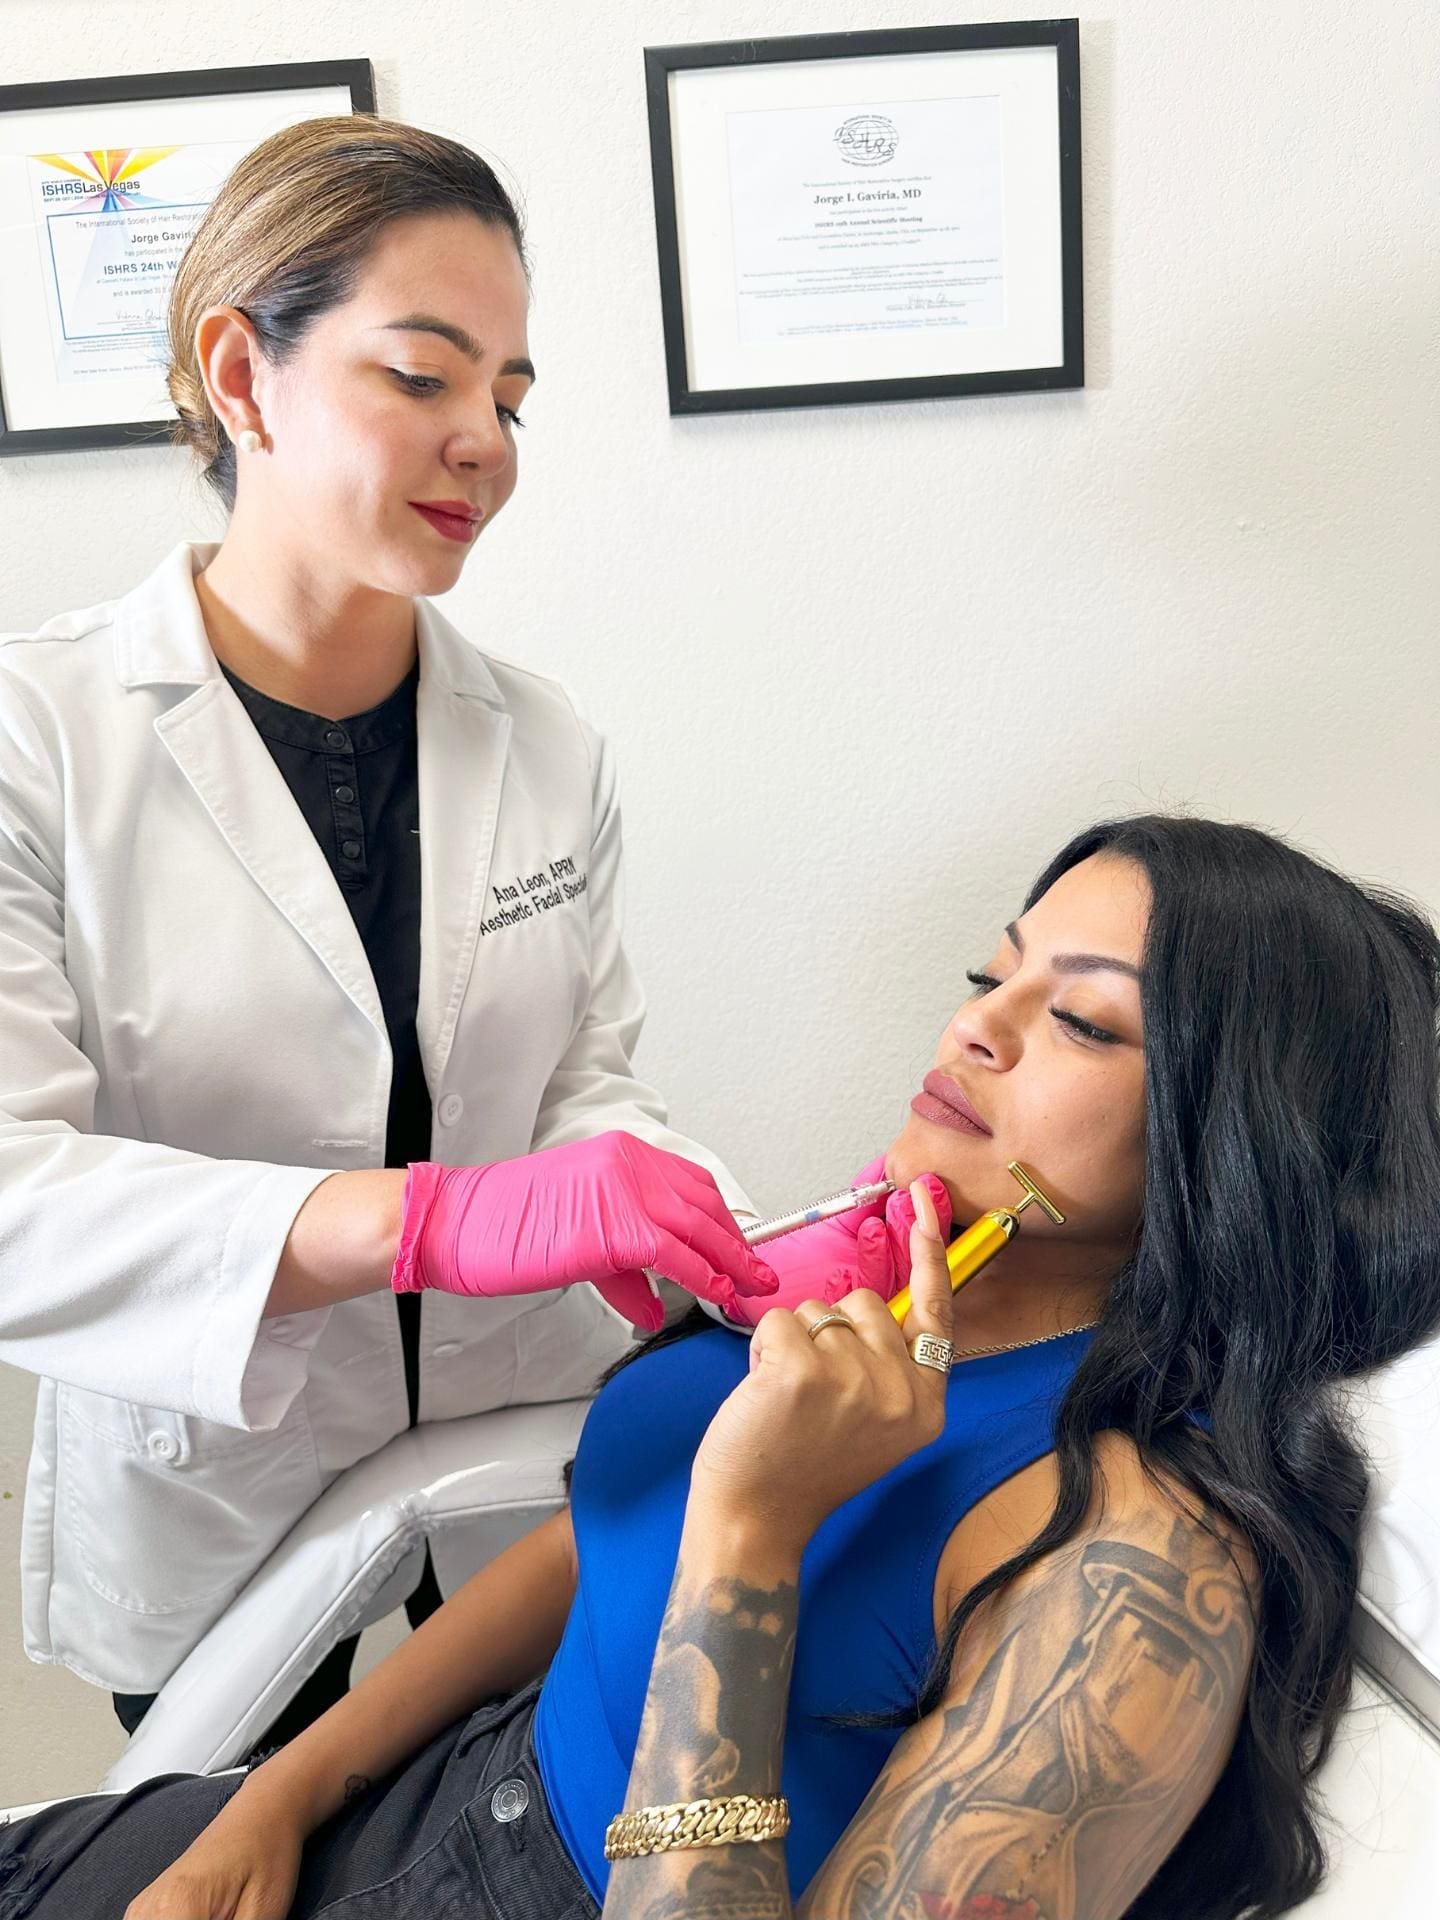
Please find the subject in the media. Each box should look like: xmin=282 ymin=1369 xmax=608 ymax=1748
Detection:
xmin=1 ymin=0 xmax=1436 ymax=1804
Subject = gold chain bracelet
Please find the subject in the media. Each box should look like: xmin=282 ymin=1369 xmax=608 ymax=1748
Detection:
xmin=603 ymin=1792 xmax=791 ymax=1859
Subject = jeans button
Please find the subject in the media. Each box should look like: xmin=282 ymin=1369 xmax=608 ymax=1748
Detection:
xmin=491 ymin=1777 xmax=529 ymax=1822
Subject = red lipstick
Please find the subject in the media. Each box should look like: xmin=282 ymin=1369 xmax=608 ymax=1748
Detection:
xmin=410 ymin=500 xmax=482 ymax=543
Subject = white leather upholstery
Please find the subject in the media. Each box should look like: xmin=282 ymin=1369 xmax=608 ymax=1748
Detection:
xmin=1348 ymin=1337 xmax=1440 ymax=1739
xmin=99 ymin=1398 xmax=588 ymax=1790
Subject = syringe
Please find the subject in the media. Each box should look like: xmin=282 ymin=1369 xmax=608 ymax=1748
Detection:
xmin=740 ymin=1179 xmax=895 ymax=1247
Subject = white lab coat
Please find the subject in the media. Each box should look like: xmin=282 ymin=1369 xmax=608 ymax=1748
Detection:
xmin=0 ymin=540 xmax=752 ymax=1692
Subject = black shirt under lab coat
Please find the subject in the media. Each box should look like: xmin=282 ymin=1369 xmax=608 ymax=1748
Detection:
xmin=218 ymin=659 xmax=433 ymax=1430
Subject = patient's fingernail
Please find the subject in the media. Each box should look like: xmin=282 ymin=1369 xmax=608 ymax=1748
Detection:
xmin=911 ymin=1179 xmax=942 ymax=1240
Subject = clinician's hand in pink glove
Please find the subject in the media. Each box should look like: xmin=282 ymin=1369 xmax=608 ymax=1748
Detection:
xmin=391 ymin=1131 xmax=778 ymax=1334
xmin=720 ymin=1156 xmax=953 ymax=1329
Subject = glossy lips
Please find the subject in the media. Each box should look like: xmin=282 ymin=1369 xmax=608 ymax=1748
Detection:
xmin=410 ymin=500 xmax=482 ymax=543
xmin=909 ymin=1069 xmax=993 ymax=1137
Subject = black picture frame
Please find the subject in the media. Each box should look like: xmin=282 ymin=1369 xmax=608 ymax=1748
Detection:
xmin=643 ymin=20 xmax=1083 ymax=415
xmin=0 ymin=58 xmax=375 ymax=456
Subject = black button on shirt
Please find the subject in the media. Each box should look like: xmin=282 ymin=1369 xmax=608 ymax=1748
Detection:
xmin=221 ymin=661 xmax=432 ymax=1429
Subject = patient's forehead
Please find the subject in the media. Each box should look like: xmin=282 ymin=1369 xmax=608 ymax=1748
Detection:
xmin=1015 ymin=853 xmax=1149 ymax=971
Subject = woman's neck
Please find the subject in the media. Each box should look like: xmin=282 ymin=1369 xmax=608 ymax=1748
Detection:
xmin=195 ymin=524 xmax=418 ymax=721
xmin=942 ymin=1238 xmax=1119 ymax=1351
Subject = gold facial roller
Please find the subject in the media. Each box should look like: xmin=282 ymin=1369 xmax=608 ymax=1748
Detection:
xmin=887 ymin=1161 xmax=1066 ymax=1324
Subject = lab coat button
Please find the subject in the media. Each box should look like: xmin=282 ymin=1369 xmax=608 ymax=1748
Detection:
xmin=433 ymin=1341 xmax=463 ymax=1358
xmin=490 ymin=1778 xmax=528 ymax=1822
xmin=438 ymin=1094 xmax=464 ymax=1126
xmin=147 ymin=1432 xmax=179 ymax=1462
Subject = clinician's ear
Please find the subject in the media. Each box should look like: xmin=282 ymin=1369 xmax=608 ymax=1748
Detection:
xmin=195 ymin=305 xmax=268 ymax=453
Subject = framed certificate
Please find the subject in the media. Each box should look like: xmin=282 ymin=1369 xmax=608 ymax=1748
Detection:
xmin=644 ymin=21 xmax=1082 ymax=414
xmin=0 ymin=59 xmax=375 ymax=456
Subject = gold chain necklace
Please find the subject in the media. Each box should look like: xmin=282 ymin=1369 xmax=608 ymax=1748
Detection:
xmin=951 ymin=1320 xmax=1100 ymax=1361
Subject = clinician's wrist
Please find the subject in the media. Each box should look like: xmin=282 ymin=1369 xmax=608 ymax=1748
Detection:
xmin=269 ymin=1168 xmax=413 ymax=1316
xmin=388 ymin=1161 xmax=442 ymax=1293
xmin=376 ymin=1167 xmax=411 ymax=1285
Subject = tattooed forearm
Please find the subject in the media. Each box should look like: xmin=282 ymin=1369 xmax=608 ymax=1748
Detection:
xmin=602 ymin=1537 xmax=800 ymax=1920
xmin=341 ymin=1773 xmax=371 ymax=1803
xmin=798 ymin=1505 xmax=1253 ymax=1920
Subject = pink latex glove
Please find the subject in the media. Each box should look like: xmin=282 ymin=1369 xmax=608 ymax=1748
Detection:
xmin=391 ymin=1131 xmax=778 ymax=1334
xmin=722 ymin=1156 xmax=954 ymax=1329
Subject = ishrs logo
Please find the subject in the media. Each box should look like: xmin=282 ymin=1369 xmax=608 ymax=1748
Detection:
xmin=834 ymin=114 xmax=899 ymax=166
xmin=33 ymin=147 xmax=179 ymax=209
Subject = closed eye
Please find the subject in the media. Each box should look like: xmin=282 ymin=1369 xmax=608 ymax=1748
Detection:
xmin=388 ymin=369 xmax=526 ymax=428
xmin=963 ymin=968 xmax=1121 ymax=1046
xmin=390 ymin=369 xmax=445 ymax=395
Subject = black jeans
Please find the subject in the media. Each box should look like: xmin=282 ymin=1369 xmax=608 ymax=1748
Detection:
xmin=1 ymin=1676 xmax=598 ymax=1920
xmin=111 ymin=1545 xmax=446 ymax=1764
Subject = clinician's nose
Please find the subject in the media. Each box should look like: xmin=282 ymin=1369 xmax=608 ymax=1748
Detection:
xmin=449 ymin=402 xmax=512 ymax=476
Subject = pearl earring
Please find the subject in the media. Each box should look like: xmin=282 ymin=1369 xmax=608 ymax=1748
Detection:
xmin=237 ymin=429 xmax=263 ymax=454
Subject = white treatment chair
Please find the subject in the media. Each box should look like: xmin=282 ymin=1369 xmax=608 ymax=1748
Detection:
xmin=0 ymin=1397 xmax=583 ymax=1826
xmin=66 ymin=1397 xmax=585 ymax=1792
xmin=4 ymin=1356 xmax=1439 ymax=1913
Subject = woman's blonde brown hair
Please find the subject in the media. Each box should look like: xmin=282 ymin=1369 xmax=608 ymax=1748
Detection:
xmin=166 ymin=114 xmax=525 ymax=509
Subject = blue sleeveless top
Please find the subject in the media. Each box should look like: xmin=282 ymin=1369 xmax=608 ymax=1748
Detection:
xmin=532 ymin=1321 xmax=1095 ymax=1903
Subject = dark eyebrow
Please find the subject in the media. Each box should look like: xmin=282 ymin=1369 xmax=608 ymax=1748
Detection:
xmin=1005 ymin=921 xmax=1140 ymax=980
xmin=379 ymin=314 xmax=535 ymax=381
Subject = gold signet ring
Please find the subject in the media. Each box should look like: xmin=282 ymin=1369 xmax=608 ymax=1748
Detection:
xmin=805 ymin=1310 xmax=855 ymax=1340
xmin=908 ymin=1333 xmax=954 ymax=1375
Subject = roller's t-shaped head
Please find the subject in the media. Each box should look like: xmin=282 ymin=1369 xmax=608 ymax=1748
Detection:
xmin=1005 ymin=1161 xmax=1066 ymax=1224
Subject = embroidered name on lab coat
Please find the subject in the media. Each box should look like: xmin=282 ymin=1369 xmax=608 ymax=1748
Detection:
xmin=480 ymin=855 xmax=588 ymax=936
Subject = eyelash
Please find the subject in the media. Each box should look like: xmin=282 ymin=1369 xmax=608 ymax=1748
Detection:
xmin=963 ymin=969 xmax=1121 ymax=1047
xmin=388 ymin=369 xmax=526 ymax=427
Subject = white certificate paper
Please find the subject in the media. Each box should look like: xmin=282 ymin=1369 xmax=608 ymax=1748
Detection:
xmin=726 ymin=95 xmax=1004 ymax=347
xmin=28 ymin=144 xmax=251 ymax=386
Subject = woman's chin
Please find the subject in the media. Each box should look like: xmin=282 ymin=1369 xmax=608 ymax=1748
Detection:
xmin=885 ymin=1126 xmax=1022 ymax=1229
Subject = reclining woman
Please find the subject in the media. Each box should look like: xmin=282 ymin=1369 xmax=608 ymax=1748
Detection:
xmin=5 ymin=813 xmax=1439 ymax=1920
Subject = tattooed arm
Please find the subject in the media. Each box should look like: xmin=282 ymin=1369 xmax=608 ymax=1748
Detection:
xmin=603 ymin=1501 xmax=802 ymax=1920
xmin=798 ymin=1441 xmax=1257 ymax=1920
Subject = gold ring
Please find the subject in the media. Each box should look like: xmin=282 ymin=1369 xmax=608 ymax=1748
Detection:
xmin=908 ymin=1332 xmax=954 ymax=1375
xmin=805 ymin=1310 xmax=855 ymax=1340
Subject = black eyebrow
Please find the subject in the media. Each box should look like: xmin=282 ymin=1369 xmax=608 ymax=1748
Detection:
xmin=379 ymin=314 xmax=535 ymax=381
xmin=1005 ymin=921 xmax=1140 ymax=980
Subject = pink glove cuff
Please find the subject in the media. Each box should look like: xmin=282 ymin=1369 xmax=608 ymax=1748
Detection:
xmin=390 ymin=1161 xmax=444 ymax=1294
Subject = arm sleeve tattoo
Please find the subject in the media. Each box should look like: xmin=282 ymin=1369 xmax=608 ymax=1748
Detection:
xmin=797 ymin=1505 xmax=1254 ymax=1920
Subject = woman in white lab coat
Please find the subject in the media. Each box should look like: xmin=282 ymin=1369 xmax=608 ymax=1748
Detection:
xmin=0 ymin=115 xmax=802 ymax=1751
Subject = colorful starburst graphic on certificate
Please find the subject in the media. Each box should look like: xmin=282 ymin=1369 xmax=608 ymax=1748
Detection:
xmin=32 ymin=147 xmax=180 ymax=209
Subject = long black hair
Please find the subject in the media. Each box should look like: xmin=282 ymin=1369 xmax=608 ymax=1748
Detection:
xmin=589 ymin=815 xmax=1440 ymax=1919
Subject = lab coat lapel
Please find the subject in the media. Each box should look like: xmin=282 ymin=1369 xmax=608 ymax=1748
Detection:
xmin=117 ymin=541 xmax=385 ymax=1036
xmin=414 ymin=599 xmax=511 ymax=1091
xmin=154 ymin=681 xmax=386 ymax=1035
